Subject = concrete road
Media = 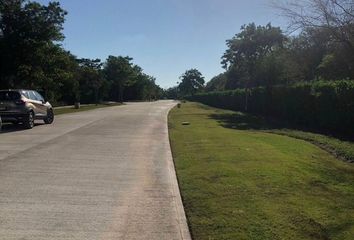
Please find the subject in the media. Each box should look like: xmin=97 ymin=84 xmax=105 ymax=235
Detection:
xmin=0 ymin=101 xmax=191 ymax=240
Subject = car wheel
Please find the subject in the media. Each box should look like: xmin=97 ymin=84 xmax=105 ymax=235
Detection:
xmin=44 ymin=109 xmax=54 ymax=124
xmin=23 ymin=111 xmax=34 ymax=129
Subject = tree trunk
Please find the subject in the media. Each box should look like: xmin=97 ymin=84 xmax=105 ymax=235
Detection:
xmin=245 ymin=88 xmax=249 ymax=112
xmin=119 ymin=83 xmax=124 ymax=103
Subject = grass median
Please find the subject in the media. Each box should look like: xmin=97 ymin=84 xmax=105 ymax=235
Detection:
xmin=169 ymin=102 xmax=354 ymax=240
xmin=54 ymin=103 xmax=122 ymax=115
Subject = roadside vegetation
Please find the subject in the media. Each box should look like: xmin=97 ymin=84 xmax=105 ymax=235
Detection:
xmin=169 ymin=102 xmax=354 ymax=240
xmin=188 ymin=80 xmax=354 ymax=138
xmin=54 ymin=103 xmax=122 ymax=115
xmin=0 ymin=1 xmax=162 ymax=105
xmin=166 ymin=0 xmax=354 ymax=139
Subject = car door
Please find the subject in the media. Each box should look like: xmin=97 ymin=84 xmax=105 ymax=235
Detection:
xmin=33 ymin=91 xmax=48 ymax=115
xmin=27 ymin=91 xmax=45 ymax=117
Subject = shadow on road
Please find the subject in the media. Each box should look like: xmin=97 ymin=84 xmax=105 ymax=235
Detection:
xmin=0 ymin=122 xmax=45 ymax=134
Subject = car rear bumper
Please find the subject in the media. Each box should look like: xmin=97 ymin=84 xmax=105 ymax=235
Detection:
xmin=0 ymin=112 xmax=27 ymax=122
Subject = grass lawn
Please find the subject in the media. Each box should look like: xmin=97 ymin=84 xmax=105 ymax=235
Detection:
xmin=54 ymin=103 xmax=122 ymax=115
xmin=169 ymin=102 xmax=354 ymax=240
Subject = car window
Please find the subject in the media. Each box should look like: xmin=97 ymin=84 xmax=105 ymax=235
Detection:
xmin=21 ymin=90 xmax=30 ymax=99
xmin=0 ymin=91 xmax=21 ymax=101
xmin=33 ymin=91 xmax=44 ymax=102
xmin=28 ymin=91 xmax=38 ymax=100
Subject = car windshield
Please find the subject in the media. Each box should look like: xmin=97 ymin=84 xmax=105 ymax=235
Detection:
xmin=0 ymin=91 xmax=21 ymax=101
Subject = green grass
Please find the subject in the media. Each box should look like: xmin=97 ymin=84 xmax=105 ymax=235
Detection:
xmin=169 ymin=102 xmax=354 ymax=240
xmin=54 ymin=103 xmax=122 ymax=115
xmin=206 ymin=109 xmax=354 ymax=163
xmin=266 ymin=130 xmax=354 ymax=163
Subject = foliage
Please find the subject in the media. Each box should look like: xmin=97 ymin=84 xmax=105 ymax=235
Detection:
xmin=206 ymin=5 xmax=354 ymax=92
xmin=178 ymin=69 xmax=205 ymax=96
xmin=76 ymin=58 xmax=104 ymax=103
xmin=205 ymin=73 xmax=228 ymax=92
xmin=187 ymin=80 xmax=354 ymax=137
xmin=54 ymin=103 xmax=122 ymax=115
xmin=164 ymin=86 xmax=179 ymax=99
xmin=103 ymin=56 xmax=134 ymax=102
xmin=0 ymin=0 xmax=162 ymax=104
xmin=275 ymin=0 xmax=354 ymax=49
xmin=0 ymin=0 xmax=67 ymax=100
xmin=221 ymin=23 xmax=286 ymax=90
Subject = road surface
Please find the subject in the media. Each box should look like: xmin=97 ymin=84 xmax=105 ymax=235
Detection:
xmin=0 ymin=101 xmax=191 ymax=240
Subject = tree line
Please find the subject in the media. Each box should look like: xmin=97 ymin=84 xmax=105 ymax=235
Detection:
xmin=168 ymin=0 xmax=353 ymax=99
xmin=173 ymin=0 xmax=354 ymax=137
xmin=0 ymin=0 xmax=162 ymax=105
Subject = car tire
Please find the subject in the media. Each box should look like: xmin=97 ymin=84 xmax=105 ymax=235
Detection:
xmin=23 ymin=111 xmax=34 ymax=129
xmin=44 ymin=109 xmax=54 ymax=124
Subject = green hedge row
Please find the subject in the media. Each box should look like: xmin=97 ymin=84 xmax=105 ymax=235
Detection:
xmin=187 ymin=80 xmax=354 ymax=137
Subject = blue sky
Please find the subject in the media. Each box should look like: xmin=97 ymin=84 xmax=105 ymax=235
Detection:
xmin=38 ymin=0 xmax=287 ymax=88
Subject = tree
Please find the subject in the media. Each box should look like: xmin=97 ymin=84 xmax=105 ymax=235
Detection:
xmin=124 ymin=65 xmax=161 ymax=101
xmin=205 ymin=73 xmax=228 ymax=91
xmin=0 ymin=1 xmax=162 ymax=104
xmin=178 ymin=69 xmax=205 ymax=96
xmin=0 ymin=0 xmax=67 ymax=89
xmin=275 ymin=0 xmax=354 ymax=77
xmin=221 ymin=23 xmax=286 ymax=110
xmin=103 ymin=56 xmax=135 ymax=102
xmin=76 ymin=58 xmax=104 ymax=103
xmin=275 ymin=0 xmax=354 ymax=46
xmin=164 ymin=86 xmax=179 ymax=99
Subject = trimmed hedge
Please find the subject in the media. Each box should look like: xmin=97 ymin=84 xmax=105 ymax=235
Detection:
xmin=187 ymin=80 xmax=354 ymax=137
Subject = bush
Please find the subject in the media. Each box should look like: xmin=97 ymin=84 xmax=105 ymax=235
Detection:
xmin=187 ymin=80 xmax=354 ymax=137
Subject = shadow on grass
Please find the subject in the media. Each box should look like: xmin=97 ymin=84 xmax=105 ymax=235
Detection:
xmin=208 ymin=112 xmax=354 ymax=142
xmin=209 ymin=112 xmax=284 ymax=131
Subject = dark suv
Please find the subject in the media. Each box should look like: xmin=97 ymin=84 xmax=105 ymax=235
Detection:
xmin=0 ymin=89 xmax=54 ymax=129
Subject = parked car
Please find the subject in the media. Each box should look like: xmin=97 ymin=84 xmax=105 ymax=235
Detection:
xmin=0 ymin=89 xmax=54 ymax=129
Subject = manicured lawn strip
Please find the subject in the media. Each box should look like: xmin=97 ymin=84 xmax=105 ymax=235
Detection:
xmin=54 ymin=103 xmax=122 ymax=115
xmin=266 ymin=130 xmax=354 ymax=163
xmin=169 ymin=102 xmax=354 ymax=240
xmin=203 ymin=107 xmax=354 ymax=162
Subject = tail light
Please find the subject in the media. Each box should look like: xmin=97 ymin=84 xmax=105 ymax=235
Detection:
xmin=15 ymin=99 xmax=26 ymax=105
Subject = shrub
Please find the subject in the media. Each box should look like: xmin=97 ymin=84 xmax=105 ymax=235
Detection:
xmin=187 ymin=80 xmax=354 ymax=137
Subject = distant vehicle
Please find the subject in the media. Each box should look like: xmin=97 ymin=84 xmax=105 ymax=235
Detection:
xmin=0 ymin=89 xmax=54 ymax=129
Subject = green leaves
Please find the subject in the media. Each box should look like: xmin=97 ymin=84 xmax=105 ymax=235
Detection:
xmin=0 ymin=1 xmax=161 ymax=104
xmin=221 ymin=23 xmax=286 ymax=89
xmin=0 ymin=0 xmax=67 ymax=92
xmin=178 ymin=69 xmax=205 ymax=97
xmin=188 ymin=80 xmax=354 ymax=137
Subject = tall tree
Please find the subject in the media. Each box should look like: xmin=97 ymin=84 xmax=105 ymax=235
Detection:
xmin=275 ymin=0 xmax=354 ymax=47
xmin=205 ymin=73 xmax=228 ymax=91
xmin=76 ymin=58 xmax=104 ymax=103
xmin=0 ymin=0 xmax=67 ymax=89
xmin=103 ymin=56 xmax=135 ymax=102
xmin=275 ymin=0 xmax=354 ymax=78
xmin=178 ymin=69 xmax=205 ymax=96
xmin=221 ymin=23 xmax=286 ymax=110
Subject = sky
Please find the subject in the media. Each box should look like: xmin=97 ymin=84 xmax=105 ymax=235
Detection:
xmin=37 ymin=0 xmax=287 ymax=88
